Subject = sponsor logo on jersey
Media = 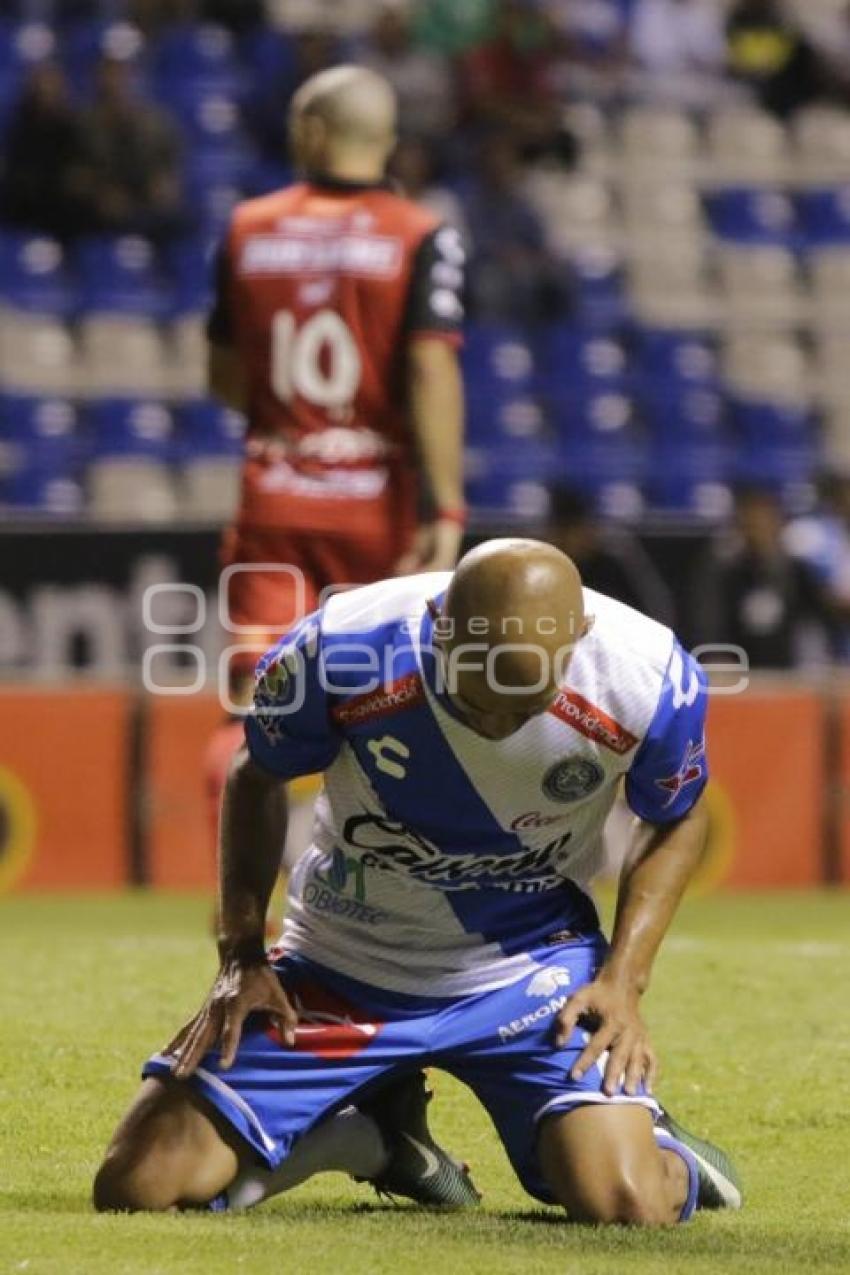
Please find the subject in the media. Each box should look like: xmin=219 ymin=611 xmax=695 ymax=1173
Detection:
xmin=498 ymin=992 xmax=571 ymax=1042
xmin=510 ymin=810 xmax=572 ymax=831
xmin=240 ymin=234 xmax=402 ymax=278
xmin=655 ymin=738 xmax=705 ymax=809
xmin=542 ymin=756 xmax=605 ymax=803
xmin=332 ymin=672 xmax=425 ymax=727
xmin=341 ymin=813 xmax=573 ymax=893
xmin=549 ymin=690 xmax=638 ymax=756
xmin=526 ymin=966 xmax=572 ymax=997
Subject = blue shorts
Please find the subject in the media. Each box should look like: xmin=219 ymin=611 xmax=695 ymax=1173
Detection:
xmin=143 ymin=935 xmax=659 ymax=1204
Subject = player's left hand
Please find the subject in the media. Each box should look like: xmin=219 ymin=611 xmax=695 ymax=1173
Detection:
xmin=393 ymin=518 xmax=464 ymax=576
xmin=553 ymin=973 xmax=658 ymax=1098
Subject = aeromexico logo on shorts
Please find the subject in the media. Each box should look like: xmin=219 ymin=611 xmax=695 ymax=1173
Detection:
xmin=341 ymin=814 xmax=574 ymax=892
xmin=542 ymin=757 xmax=605 ymax=803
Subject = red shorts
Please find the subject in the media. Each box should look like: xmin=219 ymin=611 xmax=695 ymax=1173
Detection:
xmin=220 ymin=524 xmax=413 ymax=673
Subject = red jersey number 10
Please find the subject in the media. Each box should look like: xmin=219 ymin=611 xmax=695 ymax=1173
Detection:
xmin=271 ymin=309 xmax=362 ymax=409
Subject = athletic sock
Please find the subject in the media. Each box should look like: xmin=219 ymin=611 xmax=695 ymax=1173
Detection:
xmin=223 ymin=1107 xmax=388 ymax=1211
xmin=654 ymin=1131 xmax=700 ymax=1222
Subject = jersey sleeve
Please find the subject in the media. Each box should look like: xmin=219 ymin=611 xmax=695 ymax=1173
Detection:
xmin=206 ymin=239 xmax=234 ymax=345
xmin=404 ymin=223 xmax=466 ymax=343
xmin=244 ymin=614 xmax=342 ymax=780
xmin=624 ymin=641 xmax=709 ymax=824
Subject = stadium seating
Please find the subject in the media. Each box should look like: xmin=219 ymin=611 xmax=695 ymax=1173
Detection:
xmin=1 ymin=12 xmax=846 ymax=525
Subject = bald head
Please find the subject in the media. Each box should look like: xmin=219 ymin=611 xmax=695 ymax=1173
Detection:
xmin=435 ymin=540 xmax=590 ymax=740
xmin=290 ymin=66 xmax=397 ymax=180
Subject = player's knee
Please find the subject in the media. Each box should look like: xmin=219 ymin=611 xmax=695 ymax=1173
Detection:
xmin=92 ymin=1147 xmax=176 ymax=1213
xmin=561 ymin=1173 xmax=674 ymax=1227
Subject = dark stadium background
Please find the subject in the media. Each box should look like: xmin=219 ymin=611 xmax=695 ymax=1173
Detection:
xmin=2 ymin=0 xmax=850 ymax=893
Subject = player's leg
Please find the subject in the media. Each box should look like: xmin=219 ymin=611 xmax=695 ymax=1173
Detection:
xmin=94 ymin=958 xmax=476 ymax=1213
xmin=443 ymin=938 xmax=736 ymax=1226
xmin=93 ymin=1077 xmax=241 ymax=1211
xmin=536 ymin=1103 xmax=692 ymax=1225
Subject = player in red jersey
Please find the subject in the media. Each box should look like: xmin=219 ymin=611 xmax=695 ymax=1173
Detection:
xmin=209 ymin=63 xmax=466 ymax=682
xmin=203 ymin=64 xmax=467 ymax=861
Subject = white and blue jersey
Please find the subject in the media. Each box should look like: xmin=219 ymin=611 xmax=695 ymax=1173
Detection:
xmin=245 ymin=573 xmax=709 ymax=999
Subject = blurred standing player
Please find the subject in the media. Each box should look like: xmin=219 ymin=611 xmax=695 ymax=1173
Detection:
xmin=204 ymin=65 xmax=467 ymax=857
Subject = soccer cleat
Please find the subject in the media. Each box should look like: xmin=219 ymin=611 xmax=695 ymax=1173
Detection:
xmin=656 ymin=1107 xmax=743 ymax=1210
xmin=357 ymin=1071 xmax=482 ymax=1208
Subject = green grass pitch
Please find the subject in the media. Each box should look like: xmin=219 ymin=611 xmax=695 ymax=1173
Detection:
xmin=2 ymin=891 xmax=849 ymax=1275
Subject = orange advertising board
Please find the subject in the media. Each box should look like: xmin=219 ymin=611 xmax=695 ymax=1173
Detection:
xmin=703 ymin=687 xmax=824 ymax=889
xmin=0 ymin=687 xmax=131 ymax=891
xmin=145 ymin=693 xmax=223 ymax=891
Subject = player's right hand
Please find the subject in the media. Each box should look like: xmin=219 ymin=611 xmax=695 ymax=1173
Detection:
xmin=167 ymin=957 xmax=299 ymax=1079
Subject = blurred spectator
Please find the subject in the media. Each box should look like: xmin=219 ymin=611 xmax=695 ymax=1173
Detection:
xmin=546 ymin=0 xmax=631 ymax=105
xmin=460 ymin=0 xmax=566 ymax=160
xmin=694 ymin=486 xmax=831 ymax=670
xmin=0 ymin=62 xmax=85 ymax=238
xmin=414 ymin=0 xmax=498 ymax=55
xmin=545 ymin=486 xmax=676 ymax=625
xmin=246 ymin=27 xmax=339 ymax=163
xmin=630 ymin=0 xmax=730 ymax=109
xmin=390 ymin=137 xmax=467 ymax=238
xmin=128 ymin=0 xmax=197 ymax=32
xmin=725 ymin=0 xmax=831 ymax=117
xmin=785 ymin=473 xmax=850 ymax=661
xmin=460 ymin=131 xmax=569 ymax=321
xmin=200 ymin=0 xmax=264 ymax=32
xmin=360 ymin=0 xmax=456 ymax=142
xmin=75 ymin=56 xmax=187 ymax=240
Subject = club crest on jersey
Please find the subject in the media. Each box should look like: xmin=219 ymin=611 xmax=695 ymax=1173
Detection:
xmin=542 ymin=757 xmax=605 ymax=803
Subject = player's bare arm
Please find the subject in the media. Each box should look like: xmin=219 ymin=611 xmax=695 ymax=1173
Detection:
xmin=393 ymin=334 xmax=465 ymax=576
xmin=208 ymin=341 xmax=247 ymax=416
xmin=555 ymin=794 xmax=709 ymax=1095
xmin=170 ymin=745 xmax=297 ymax=1079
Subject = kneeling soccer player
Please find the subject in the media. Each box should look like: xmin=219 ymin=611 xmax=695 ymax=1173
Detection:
xmin=94 ymin=539 xmax=742 ymax=1224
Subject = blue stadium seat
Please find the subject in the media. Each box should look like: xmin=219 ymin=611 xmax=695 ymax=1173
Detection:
xmin=730 ymin=398 xmax=814 ymax=444
xmin=0 ymin=232 xmax=75 ymax=314
xmin=240 ymin=26 xmax=298 ymax=97
xmin=160 ymin=237 xmax=214 ymax=315
xmin=154 ymin=22 xmax=245 ymax=97
xmin=644 ymin=388 xmax=728 ymax=443
xmin=465 ymin=441 xmax=556 ymax=519
xmin=466 ymin=393 xmax=546 ymax=444
xmin=60 ymin=18 xmax=146 ymax=92
xmin=797 ymin=187 xmax=850 ymax=246
xmin=570 ymin=247 xmax=627 ymax=327
xmin=0 ymin=394 xmax=83 ymax=512
xmin=705 ymin=187 xmax=798 ymax=247
xmin=86 ymin=398 xmax=175 ymax=460
xmin=73 ymin=235 xmax=170 ymax=316
xmin=185 ymin=174 xmax=241 ymax=235
xmin=1 ymin=465 xmax=84 ymax=512
xmin=462 ymin=324 xmax=536 ymax=396
xmin=635 ymin=328 xmax=719 ymax=394
xmin=538 ymin=325 xmax=629 ymax=399
xmin=0 ymin=393 xmax=78 ymax=458
xmin=551 ymin=392 xmax=639 ymax=445
xmin=644 ymin=441 xmax=735 ymax=518
xmin=0 ymin=19 xmax=56 ymax=76
xmin=176 ymin=399 xmax=245 ymax=458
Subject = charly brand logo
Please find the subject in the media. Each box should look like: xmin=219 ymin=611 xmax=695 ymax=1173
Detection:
xmin=542 ymin=757 xmax=605 ymax=803
xmin=526 ymin=967 xmax=572 ymax=998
